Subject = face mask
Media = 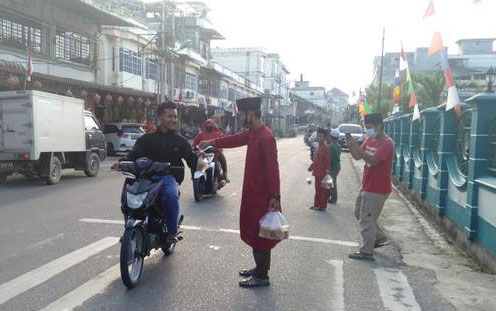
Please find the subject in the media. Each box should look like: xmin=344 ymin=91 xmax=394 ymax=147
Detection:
xmin=366 ymin=127 xmax=377 ymax=139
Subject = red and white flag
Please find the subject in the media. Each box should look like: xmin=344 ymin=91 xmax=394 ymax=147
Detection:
xmin=423 ymin=0 xmax=436 ymax=19
xmin=26 ymin=49 xmax=33 ymax=82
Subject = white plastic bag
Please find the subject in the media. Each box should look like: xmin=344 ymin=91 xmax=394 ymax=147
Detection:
xmin=321 ymin=174 xmax=334 ymax=189
xmin=259 ymin=211 xmax=289 ymax=240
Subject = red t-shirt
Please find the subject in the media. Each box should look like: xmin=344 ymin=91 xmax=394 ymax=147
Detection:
xmin=361 ymin=136 xmax=395 ymax=194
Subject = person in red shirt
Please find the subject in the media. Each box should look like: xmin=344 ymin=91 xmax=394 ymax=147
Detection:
xmin=192 ymin=119 xmax=229 ymax=183
xmin=346 ymin=113 xmax=394 ymax=261
xmin=308 ymin=128 xmax=330 ymax=211
xmin=199 ymin=97 xmax=282 ymax=288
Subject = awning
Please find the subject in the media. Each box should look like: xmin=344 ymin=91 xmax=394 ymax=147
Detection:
xmin=46 ymin=0 xmax=137 ymax=27
xmin=0 ymin=60 xmax=25 ymax=73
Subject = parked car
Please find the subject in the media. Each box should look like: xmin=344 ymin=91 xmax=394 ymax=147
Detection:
xmin=337 ymin=123 xmax=365 ymax=148
xmin=104 ymin=123 xmax=145 ymax=156
xmin=0 ymin=90 xmax=106 ymax=184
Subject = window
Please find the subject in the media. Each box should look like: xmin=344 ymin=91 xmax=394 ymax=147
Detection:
xmin=146 ymin=58 xmax=157 ymax=80
xmin=184 ymin=73 xmax=197 ymax=91
xmin=228 ymin=88 xmax=235 ymax=101
xmin=236 ymin=91 xmax=246 ymax=100
xmin=0 ymin=16 xmax=42 ymax=53
xmin=122 ymin=125 xmax=144 ymax=134
xmin=55 ymin=30 xmax=90 ymax=65
xmin=119 ymin=48 xmax=142 ymax=75
xmin=103 ymin=124 xmax=119 ymax=134
xmin=338 ymin=125 xmax=362 ymax=134
xmin=84 ymin=116 xmax=100 ymax=131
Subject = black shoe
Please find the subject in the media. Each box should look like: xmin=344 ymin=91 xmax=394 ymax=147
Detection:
xmin=239 ymin=268 xmax=256 ymax=277
xmin=329 ymin=200 xmax=337 ymax=204
xmin=239 ymin=276 xmax=270 ymax=288
xmin=374 ymin=239 xmax=391 ymax=248
xmin=348 ymin=251 xmax=375 ymax=261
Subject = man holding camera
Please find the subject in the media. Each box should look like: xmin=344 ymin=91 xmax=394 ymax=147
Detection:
xmin=345 ymin=113 xmax=394 ymax=261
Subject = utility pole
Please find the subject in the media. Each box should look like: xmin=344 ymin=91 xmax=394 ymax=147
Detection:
xmin=168 ymin=0 xmax=176 ymax=101
xmin=159 ymin=0 xmax=167 ymax=103
xmin=377 ymin=27 xmax=385 ymax=110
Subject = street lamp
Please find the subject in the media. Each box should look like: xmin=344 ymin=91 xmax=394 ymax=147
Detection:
xmin=486 ymin=66 xmax=496 ymax=93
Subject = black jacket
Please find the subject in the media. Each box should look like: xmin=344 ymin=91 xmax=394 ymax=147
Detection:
xmin=126 ymin=129 xmax=197 ymax=184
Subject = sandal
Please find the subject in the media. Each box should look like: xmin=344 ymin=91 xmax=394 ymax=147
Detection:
xmin=309 ymin=206 xmax=317 ymax=210
xmin=239 ymin=268 xmax=256 ymax=277
xmin=239 ymin=276 xmax=270 ymax=288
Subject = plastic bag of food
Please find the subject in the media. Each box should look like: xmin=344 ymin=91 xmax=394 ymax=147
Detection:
xmin=321 ymin=174 xmax=334 ymax=189
xmin=259 ymin=211 xmax=289 ymax=240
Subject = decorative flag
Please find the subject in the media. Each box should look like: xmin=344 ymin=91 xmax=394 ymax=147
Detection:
xmin=474 ymin=0 xmax=482 ymax=3
xmin=429 ymin=33 xmax=461 ymax=116
xmin=413 ymin=102 xmax=421 ymax=121
xmin=358 ymin=96 xmax=371 ymax=117
xmin=429 ymin=32 xmax=444 ymax=55
xmin=393 ymin=69 xmax=401 ymax=103
xmin=26 ymin=48 xmax=33 ymax=82
xmin=409 ymin=88 xmax=418 ymax=109
xmin=423 ymin=0 xmax=436 ymax=19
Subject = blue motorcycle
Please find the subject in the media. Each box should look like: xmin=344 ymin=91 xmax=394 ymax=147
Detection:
xmin=115 ymin=158 xmax=183 ymax=288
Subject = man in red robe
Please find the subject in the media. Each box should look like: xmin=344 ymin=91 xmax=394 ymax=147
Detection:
xmin=199 ymin=97 xmax=282 ymax=288
xmin=308 ymin=128 xmax=330 ymax=211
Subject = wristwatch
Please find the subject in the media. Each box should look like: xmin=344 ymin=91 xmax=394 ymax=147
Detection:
xmin=272 ymin=194 xmax=281 ymax=201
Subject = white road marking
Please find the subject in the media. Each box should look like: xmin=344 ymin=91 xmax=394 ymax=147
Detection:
xmin=79 ymin=218 xmax=122 ymax=225
xmin=209 ymin=245 xmax=221 ymax=251
xmin=40 ymin=250 xmax=160 ymax=311
xmin=290 ymin=236 xmax=359 ymax=247
xmin=40 ymin=264 xmax=120 ymax=311
xmin=326 ymin=260 xmax=345 ymax=311
xmin=0 ymin=237 xmax=119 ymax=306
xmin=218 ymin=228 xmax=240 ymax=234
xmin=78 ymin=219 xmax=359 ymax=247
xmin=374 ymin=268 xmax=422 ymax=311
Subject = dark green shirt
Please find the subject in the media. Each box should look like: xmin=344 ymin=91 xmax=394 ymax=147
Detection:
xmin=329 ymin=142 xmax=341 ymax=175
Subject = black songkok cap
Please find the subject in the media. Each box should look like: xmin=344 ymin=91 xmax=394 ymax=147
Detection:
xmin=364 ymin=113 xmax=384 ymax=125
xmin=236 ymin=97 xmax=261 ymax=112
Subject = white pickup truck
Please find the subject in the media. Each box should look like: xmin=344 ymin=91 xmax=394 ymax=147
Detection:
xmin=0 ymin=90 xmax=106 ymax=184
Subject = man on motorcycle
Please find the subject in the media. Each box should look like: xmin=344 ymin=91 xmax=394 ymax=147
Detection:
xmin=192 ymin=119 xmax=229 ymax=183
xmin=113 ymin=101 xmax=197 ymax=242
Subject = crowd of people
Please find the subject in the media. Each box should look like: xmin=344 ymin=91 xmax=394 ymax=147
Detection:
xmin=118 ymin=99 xmax=394 ymax=289
xmin=306 ymin=113 xmax=395 ymax=261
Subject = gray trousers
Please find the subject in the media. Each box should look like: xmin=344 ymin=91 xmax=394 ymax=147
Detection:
xmin=355 ymin=191 xmax=389 ymax=254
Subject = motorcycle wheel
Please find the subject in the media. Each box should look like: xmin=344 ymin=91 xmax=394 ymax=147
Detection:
xmin=120 ymin=227 xmax=144 ymax=289
xmin=193 ymin=178 xmax=205 ymax=202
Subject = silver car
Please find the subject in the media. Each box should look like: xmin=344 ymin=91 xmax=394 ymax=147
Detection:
xmin=103 ymin=123 xmax=145 ymax=156
xmin=337 ymin=123 xmax=365 ymax=148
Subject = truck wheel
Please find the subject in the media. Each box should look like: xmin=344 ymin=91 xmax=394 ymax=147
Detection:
xmin=107 ymin=143 xmax=116 ymax=156
xmin=45 ymin=156 xmax=62 ymax=185
xmin=84 ymin=153 xmax=100 ymax=177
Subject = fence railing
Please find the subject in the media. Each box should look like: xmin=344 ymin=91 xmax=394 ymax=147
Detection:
xmin=384 ymin=93 xmax=496 ymax=261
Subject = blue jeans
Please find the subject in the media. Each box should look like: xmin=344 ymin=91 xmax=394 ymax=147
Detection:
xmin=156 ymin=175 xmax=180 ymax=235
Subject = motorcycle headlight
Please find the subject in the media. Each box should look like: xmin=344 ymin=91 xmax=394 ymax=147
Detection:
xmin=126 ymin=192 xmax=148 ymax=209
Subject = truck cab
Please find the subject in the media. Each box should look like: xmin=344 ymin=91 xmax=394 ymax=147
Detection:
xmin=84 ymin=111 xmax=106 ymax=161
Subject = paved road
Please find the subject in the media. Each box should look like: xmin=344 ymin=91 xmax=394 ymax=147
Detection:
xmin=0 ymin=136 xmax=455 ymax=311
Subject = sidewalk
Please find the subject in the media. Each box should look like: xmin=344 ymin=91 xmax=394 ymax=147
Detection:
xmin=348 ymin=155 xmax=496 ymax=311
